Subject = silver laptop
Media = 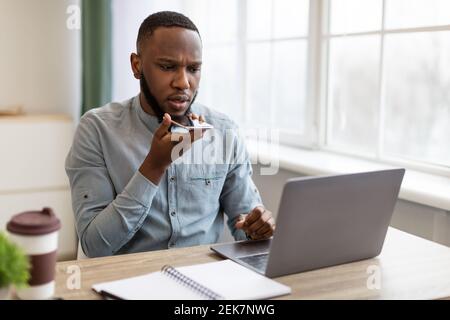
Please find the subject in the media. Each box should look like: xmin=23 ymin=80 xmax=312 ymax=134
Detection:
xmin=211 ymin=169 xmax=405 ymax=278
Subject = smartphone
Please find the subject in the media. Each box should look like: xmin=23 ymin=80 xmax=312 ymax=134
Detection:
xmin=170 ymin=118 xmax=214 ymax=133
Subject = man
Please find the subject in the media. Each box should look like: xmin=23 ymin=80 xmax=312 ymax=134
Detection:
xmin=66 ymin=11 xmax=275 ymax=258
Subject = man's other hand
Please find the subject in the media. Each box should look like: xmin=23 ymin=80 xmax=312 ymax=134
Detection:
xmin=235 ymin=206 xmax=275 ymax=240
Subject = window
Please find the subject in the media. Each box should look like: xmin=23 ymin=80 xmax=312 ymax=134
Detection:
xmin=112 ymin=0 xmax=311 ymax=133
xmin=112 ymin=0 xmax=450 ymax=176
xmin=185 ymin=0 xmax=242 ymax=123
xmin=112 ymin=0 xmax=185 ymax=101
xmin=324 ymin=0 xmax=450 ymax=174
xmin=245 ymin=0 xmax=309 ymax=134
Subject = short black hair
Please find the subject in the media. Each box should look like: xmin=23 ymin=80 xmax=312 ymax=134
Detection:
xmin=136 ymin=11 xmax=200 ymax=53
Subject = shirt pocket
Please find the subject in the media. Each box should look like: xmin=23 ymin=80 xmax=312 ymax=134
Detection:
xmin=182 ymin=164 xmax=228 ymax=202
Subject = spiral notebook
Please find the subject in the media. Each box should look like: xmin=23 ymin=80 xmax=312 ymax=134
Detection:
xmin=92 ymin=260 xmax=291 ymax=300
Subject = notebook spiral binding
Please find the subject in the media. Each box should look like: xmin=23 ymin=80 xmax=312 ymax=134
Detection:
xmin=161 ymin=265 xmax=224 ymax=300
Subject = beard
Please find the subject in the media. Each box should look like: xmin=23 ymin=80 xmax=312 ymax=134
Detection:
xmin=140 ymin=73 xmax=198 ymax=125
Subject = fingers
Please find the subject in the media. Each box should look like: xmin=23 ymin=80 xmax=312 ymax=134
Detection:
xmin=244 ymin=206 xmax=265 ymax=226
xmin=240 ymin=207 xmax=276 ymax=240
xmin=235 ymin=215 xmax=245 ymax=230
xmin=246 ymin=211 xmax=271 ymax=235
xmin=154 ymin=113 xmax=172 ymax=139
xmin=169 ymin=132 xmax=184 ymax=145
xmin=187 ymin=113 xmax=206 ymax=140
xmin=167 ymin=126 xmax=204 ymax=159
xmin=189 ymin=127 xmax=204 ymax=143
xmin=252 ymin=217 xmax=275 ymax=237
xmin=250 ymin=227 xmax=274 ymax=240
xmin=189 ymin=113 xmax=206 ymax=123
xmin=248 ymin=220 xmax=275 ymax=240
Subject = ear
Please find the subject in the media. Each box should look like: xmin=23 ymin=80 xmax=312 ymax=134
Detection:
xmin=130 ymin=53 xmax=141 ymax=79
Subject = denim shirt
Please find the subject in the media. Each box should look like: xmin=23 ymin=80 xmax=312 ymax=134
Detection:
xmin=65 ymin=95 xmax=262 ymax=257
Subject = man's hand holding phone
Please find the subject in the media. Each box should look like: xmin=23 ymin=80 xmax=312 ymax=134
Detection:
xmin=170 ymin=114 xmax=214 ymax=132
xmin=139 ymin=112 xmax=208 ymax=185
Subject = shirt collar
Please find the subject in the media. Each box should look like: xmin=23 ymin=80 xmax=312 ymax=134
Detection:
xmin=134 ymin=94 xmax=160 ymax=134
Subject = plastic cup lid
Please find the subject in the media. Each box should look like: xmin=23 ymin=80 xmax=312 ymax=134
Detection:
xmin=6 ymin=207 xmax=61 ymax=236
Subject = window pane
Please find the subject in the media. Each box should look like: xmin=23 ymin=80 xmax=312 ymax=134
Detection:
xmin=272 ymin=40 xmax=308 ymax=132
xmin=112 ymin=0 xmax=185 ymax=101
xmin=247 ymin=0 xmax=272 ymax=40
xmin=246 ymin=43 xmax=272 ymax=127
xmin=330 ymin=0 xmax=382 ymax=34
xmin=197 ymin=45 xmax=242 ymax=123
xmin=185 ymin=0 xmax=238 ymax=44
xmin=385 ymin=0 xmax=450 ymax=29
xmin=184 ymin=0 xmax=209 ymax=42
xmin=327 ymin=36 xmax=380 ymax=154
xmin=273 ymin=0 xmax=309 ymax=38
xmin=383 ymin=32 xmax=450 ymax=166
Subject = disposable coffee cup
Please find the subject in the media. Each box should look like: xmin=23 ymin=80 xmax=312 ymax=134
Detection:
xmin=6 ymin=207 xmax=61 ymax=300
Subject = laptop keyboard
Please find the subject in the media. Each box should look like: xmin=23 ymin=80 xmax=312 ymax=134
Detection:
xmin=237 ymin=253 xmax=269 ymax=273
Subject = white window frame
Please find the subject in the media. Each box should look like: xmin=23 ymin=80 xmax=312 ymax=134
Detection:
xmin=118 ymin=0 xmax=450 ymax=178
xmin=237 ymin=0 xmax=314 ymax=147
xmin=314 ymin=0 xmax=450 ymax=178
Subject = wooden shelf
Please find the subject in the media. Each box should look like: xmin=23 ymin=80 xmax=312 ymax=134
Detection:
xmin=0 ymin=114 xmax=72 ymax=122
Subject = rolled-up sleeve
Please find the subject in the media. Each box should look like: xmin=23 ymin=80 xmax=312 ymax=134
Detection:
xmin=65 ymin=113 xmax=158 ymax=257
xmin=220 ymin=128 xmax=263 ymax=241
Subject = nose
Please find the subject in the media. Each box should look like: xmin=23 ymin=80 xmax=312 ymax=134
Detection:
xmin=172 ymin=68 xmax=190 ymax=90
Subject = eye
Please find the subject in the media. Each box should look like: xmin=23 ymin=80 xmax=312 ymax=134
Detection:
xmin=160 ymin=64 xmax=175 ymax=71
xmin=188 ymin=65 xmax=201 ymax=73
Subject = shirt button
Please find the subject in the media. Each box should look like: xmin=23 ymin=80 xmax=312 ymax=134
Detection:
xmin=170 ymin=176 xmax=176 ymax=182
xmin=170 ymin=211 xmax=176 ymax=217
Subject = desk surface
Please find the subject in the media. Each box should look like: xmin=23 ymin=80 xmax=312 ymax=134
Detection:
xmin=55 ymin=228 xmax=450 ymax=300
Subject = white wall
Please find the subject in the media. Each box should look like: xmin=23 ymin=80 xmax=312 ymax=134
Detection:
xmin=0 ymin=0 xmax=81 ymax=121
xmin=0 ymin=0 xmax=81 ymax=260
